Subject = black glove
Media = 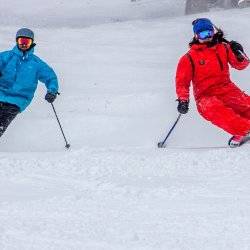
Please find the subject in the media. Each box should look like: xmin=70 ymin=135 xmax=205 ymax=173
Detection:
xmin=177 ymin=100 xmax=189 ymax=114
xmin=45 ymin=92 xmax=57 ymax=103
xmin=230 ymin=41 xmax=244 ymax=61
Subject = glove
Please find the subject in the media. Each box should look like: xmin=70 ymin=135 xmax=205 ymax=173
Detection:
xmin=177 ymin=100 xmax=189 ymax=114
xmin=45 ymin=92 xmax=57 ymax=103
xmin=230 ymin=41 xmax=244 ymax=61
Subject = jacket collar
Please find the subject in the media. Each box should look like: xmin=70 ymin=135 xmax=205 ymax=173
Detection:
xmin=191 ymin=43 xmax=217 ymax=51
xmin=12 ymin=45 xmax=35 ymax=58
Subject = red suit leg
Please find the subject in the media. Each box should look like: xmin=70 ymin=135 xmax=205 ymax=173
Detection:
xmin=197 ymin=95 xmax=250 ymax=136
xmin=217 ymin=83 xmax=250 ymax=120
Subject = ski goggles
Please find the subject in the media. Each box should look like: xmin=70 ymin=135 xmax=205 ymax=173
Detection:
xmin=197 ymin=30 xmax=214 ymax=40
xmin=17 ymin=37 xmax=33 ymax=48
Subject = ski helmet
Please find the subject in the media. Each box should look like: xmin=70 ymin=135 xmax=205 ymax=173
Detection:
xmin=192 ymin=18 xmax=214 ymax=34
xmin=16 ymin=28 xmax=34 ymax=41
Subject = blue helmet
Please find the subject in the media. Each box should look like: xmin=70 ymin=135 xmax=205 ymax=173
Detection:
xmin=192 ymin=18 xmax=214 ymax=34
xmin=16 ymin=28 xmax=34 ymax=40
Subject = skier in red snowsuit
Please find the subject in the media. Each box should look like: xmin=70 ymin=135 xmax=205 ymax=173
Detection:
xmin=175 ymin=18 xmax=250 ymax=147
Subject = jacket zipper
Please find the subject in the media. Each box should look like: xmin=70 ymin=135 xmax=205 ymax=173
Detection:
xmin=14 ymin=52 xmax=26 ymax=81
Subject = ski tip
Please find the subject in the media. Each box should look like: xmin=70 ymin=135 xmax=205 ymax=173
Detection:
xmin=65 ymin=144 xmax=71 ymax=149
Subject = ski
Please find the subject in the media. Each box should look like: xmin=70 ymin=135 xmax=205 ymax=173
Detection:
xmin=159 ymin=145 xmax=229 ymax=150
xmin=228 ymin=135 xmax=250 ymax=148
xmin=158 ymin=137 xmax=250 ymax=150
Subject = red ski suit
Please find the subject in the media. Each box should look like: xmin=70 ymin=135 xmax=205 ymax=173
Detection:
xmin=176 ymin=42 xmax=250 ymax=136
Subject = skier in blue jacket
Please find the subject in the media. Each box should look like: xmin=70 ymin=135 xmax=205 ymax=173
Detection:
xmin=0 ymin=28 xmax=59 ymax=137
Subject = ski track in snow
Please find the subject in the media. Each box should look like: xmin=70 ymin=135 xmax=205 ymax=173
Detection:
xmin=0 ymin=2 xmax=250 ymax=249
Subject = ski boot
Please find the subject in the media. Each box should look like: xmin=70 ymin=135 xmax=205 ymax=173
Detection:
xmin=228 ymin=133 xmax=250 ymax=148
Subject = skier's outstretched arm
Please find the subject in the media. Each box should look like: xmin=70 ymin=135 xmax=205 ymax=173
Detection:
xmin=38 ymin=60 xmax=59 ymax=94
xmin=175 ymin=54 xmax=193 ymax=101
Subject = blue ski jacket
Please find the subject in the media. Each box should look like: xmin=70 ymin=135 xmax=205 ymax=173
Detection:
xmin=0 ymin=45 xmax=58 ymax=112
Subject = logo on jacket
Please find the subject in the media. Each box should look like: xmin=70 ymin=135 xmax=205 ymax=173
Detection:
xmin=199 ymin=59 xmax=205 ymax=65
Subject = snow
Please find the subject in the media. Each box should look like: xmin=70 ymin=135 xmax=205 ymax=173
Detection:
xmin=0 ymin=1 xmax=250 ymax=249
xmin=0 ymin=0 xmax=186 ymax=28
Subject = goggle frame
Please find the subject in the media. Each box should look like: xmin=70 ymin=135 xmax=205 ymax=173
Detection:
xmin=17 ymin=37 xmax=33 ymax=48
xmin=197 ymin=30 xmax=214 ymax=40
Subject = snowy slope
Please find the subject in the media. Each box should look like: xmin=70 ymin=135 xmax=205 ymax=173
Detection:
xmin=0 ymin=2 xmax=250 ymax=249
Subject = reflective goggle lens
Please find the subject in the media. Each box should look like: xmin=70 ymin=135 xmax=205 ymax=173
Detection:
xmin=17 ymin=37 xmax=33 ymax=47
xmin=197 ymin=30 xmax=214 ymax=40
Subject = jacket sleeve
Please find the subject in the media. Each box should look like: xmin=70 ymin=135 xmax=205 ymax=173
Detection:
xmin=0 ymin=53 xmax=4 ymax=72
xmin=227 ymin=44 xmax=249 ymax=70
xmin=175 ymin=54 xmax=193 ymax=101
xmin=0 ymin=51 xmax=11 ymax=72
xmin=38 ymin=60 xmax=59 ymax=94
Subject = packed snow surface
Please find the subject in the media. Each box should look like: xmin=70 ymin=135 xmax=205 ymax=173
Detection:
xmin=0 ymin=1 xmax=250 ymax=249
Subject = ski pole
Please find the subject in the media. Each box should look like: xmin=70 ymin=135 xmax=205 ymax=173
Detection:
xmin=158 ymin=114 xmax=182 ymax=148
xmin=238 ymin=50 xmax=250 ymax=61
xmin=51 ymin=103 xmax=70 ymax=149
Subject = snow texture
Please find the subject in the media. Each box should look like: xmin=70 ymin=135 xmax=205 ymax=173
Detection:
xmin=0 ymin=1 xmax=250 ymax=249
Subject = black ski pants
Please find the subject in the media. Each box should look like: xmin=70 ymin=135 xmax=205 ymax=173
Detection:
xmin=0 ymin=102 xmax=20 ymax=137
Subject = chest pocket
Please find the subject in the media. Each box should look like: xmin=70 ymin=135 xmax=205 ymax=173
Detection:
xmin=186 ymin=49 xmax=226 ymax=79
